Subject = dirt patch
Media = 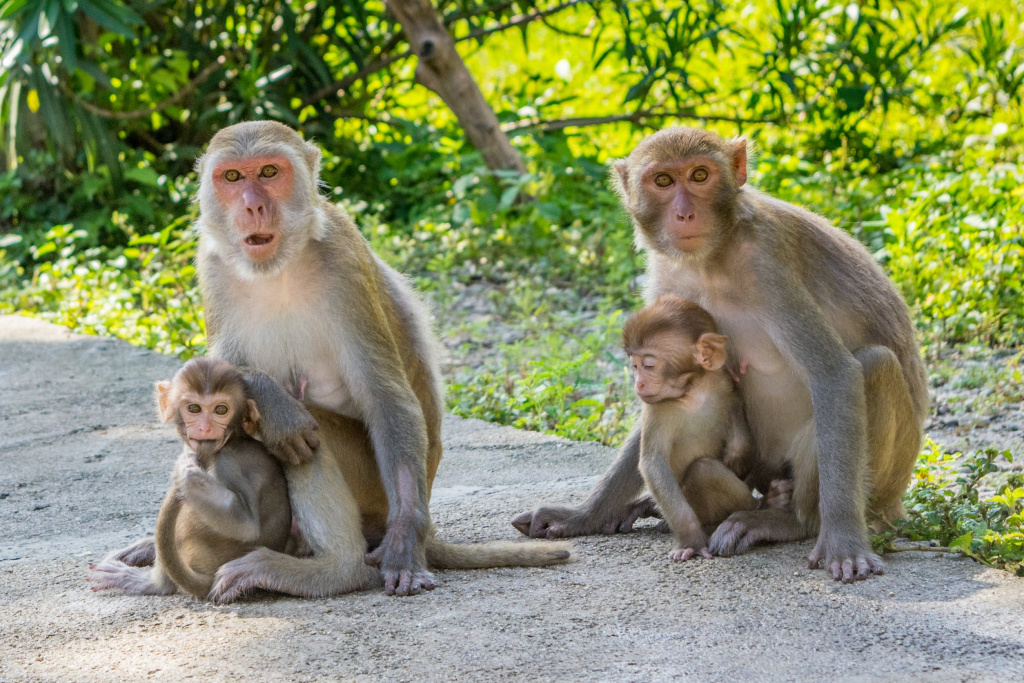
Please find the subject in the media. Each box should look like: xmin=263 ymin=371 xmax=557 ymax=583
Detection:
xmin=1 ymin=314 xmax=1022 ymax=681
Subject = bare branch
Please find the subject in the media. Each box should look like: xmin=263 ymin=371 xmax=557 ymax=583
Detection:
xmin=459 ymin=0 xmax=590 ymax=43
xmin=502 ymin=109 xmax=779 ymax=133
xmin=304 ymin=0 xmax=590 ymax=106
xmin=62 ymin=59 xmax=224 ymax=121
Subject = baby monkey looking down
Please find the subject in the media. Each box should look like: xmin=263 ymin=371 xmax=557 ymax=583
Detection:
xmin=624 ymin=295 xmax=790 ymax=561
xmin=88 ymin=357 xmax=292 ymax=600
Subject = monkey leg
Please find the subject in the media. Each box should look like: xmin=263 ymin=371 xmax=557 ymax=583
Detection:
xmin=87 ymin=559 xmax=177 ymax=595
xmin=708 ymin=423 xmax=816 ymax=557
xmin=104 ymin=537 xmax=156 ymax=567
xmin=681 ymin=458 xmax=758 ymax=533
xmin=208 ymin=442 xmax=380 ymax=604
xmin=512 ymin=428 xmax=658 ymax=538
xmin=853 ymin=345 xmax=921 ymax=530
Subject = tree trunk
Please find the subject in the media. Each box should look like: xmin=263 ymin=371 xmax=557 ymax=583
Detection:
xmin=384 ymin=0 xmax=527 ymax=173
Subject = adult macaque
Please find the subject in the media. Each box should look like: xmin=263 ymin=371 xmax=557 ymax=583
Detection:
xmin=135 ymin=121 xmax=569 ymax=601
xmin=514 ymin=127 xmax=928 ymax=583
xmin=623 ymin=294 xmax=757 ymax=561
xmin=88 ymin=358 xmax=291 ymax=599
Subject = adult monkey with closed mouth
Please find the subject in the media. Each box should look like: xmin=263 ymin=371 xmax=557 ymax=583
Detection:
xmin=513 ymin=127 xmax=928 ymax=583
xmin=167 ymin=121 xmax=571 ymax=601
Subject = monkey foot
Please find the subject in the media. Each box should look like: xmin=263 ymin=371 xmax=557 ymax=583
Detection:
xmin=511 ymin=497 xmax=660 ymax=539
xmin=106 ymin=538 xmax=156 ymax=567
xmin=381 ymin=569 xmax=436 ymax=597
xmin=808 ymin=538 xmax=884 ymax=583
xmin=669 ymin=546 xmax=712 ymax=562
xmin=209 ymin=555 xmax=268 ymax=604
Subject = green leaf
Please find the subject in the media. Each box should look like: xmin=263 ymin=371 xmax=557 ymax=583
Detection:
xmin=124 ymin=166 xmax=160 ymax=187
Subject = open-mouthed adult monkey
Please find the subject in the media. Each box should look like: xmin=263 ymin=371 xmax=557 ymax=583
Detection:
xmin=88 ymin=357 xmax=292 ymax=599
xmin=174 ymin=120 xmax=570 ymax=600
xmin=513 ymin=127 xmax=928 ymax=583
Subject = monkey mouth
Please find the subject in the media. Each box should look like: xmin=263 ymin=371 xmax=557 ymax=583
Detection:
xmin=245 ymin=233 xmax=275 ymax=247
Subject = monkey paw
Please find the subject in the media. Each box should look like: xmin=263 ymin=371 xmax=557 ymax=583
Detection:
xmin=85 ymin=559 xmax=130 ymax=591
xmin=708 ymin=511 xmax=769 ymax=557
xmin=364 ymin=546 xmax=436 ymax=596
xmin=808 ymin=536 xmax=884 ymax=583
xmin=105 ymin=538 xmax=156 ymax=567
xmin=512 ymin=498 xmax=660 ymax=539
xmin=669 ymin=546 xmax=712 ymax=562
xmin=209 ymin=554 xmax=268 ymax=604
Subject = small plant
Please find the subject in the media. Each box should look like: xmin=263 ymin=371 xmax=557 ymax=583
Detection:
xmin=875 ymin=440 xmax=1024 ymax=576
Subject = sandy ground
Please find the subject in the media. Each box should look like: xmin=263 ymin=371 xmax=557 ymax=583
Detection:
xmin=1 ymin=314 xmax=1022 ymax=682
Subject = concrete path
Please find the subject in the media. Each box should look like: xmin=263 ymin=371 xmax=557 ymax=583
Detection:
xmin=1 ymin=314 xmax=1022 ymax=681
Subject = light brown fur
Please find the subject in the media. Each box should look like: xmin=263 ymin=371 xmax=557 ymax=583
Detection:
xmin=88 ymin=358 xmax=291 ymax=600
xmin=514 ymin=127 xmax=927 ymax=583
xmin=189 ymin=121 xmax=569 ymax=601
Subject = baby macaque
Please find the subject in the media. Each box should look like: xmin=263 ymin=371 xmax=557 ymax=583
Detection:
xmin=88 ymin=357 xmax=291 ymax=600
xmin=624 ymin=295 xmax=766 ymax=561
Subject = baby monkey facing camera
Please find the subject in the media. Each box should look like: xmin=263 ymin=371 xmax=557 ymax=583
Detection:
xmin=88 ymin=357 xmax=291 ymax=600
xmin=624 ymin=295 xmax=790 ymax=562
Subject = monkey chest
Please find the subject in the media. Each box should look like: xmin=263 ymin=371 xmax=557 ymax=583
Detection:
xmin=223 ymin=310 xmax=362 ymax=418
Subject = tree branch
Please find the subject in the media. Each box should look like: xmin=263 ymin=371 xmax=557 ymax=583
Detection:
xmin=303 ymin=0 xmax=589 ymax=106
xmin=459 ymin=0 xmax=590 ymax=43
xmin=502 ymin=109 xmax=779 ymax=133
xmin=62 ymin=59 xmax=224 ymax=121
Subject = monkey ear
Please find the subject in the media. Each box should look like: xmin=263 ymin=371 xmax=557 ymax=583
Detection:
xmin=612 ymin=160 xmax=630 ymax=201
xmin=694 ymin=333 xmax=729 ymax=371
xmin=155 ymin=381 xmax=174 ymax=422
xmin=731 ymin=139 xmax=748 ymax=187
xmin=304 ymin=142 xmax=322 ymax=179
xmin=243 ymin=398 xmax=262 ymax=436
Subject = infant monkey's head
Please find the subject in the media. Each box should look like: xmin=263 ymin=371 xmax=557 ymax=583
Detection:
xmin=623 ymin=294 xmax=729 ymax=404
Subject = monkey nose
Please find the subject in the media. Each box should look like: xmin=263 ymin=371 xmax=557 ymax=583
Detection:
xmin=242 ymin=189 xmax=267 ymax=218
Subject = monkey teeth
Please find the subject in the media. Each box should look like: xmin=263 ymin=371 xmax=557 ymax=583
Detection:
xmin=245 ymin=234 xmax=274 ymax=246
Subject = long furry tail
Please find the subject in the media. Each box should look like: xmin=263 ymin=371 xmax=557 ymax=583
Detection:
xmin=426 ymin=538 xmax=573 ymax=570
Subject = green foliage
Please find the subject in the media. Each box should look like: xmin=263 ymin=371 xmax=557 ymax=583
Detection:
xmin=447 ymin=306 xmax=636 ymax=445
xmin=2 ymin=0 xmax=1024 ymax=577
xmin=0 ymin=220 xmax=205 ymax=357
xmin=878 ymin=441 xmax=1024 ymax=576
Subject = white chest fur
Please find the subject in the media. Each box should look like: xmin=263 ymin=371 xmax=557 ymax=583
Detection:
xmin=214 ymin=268 xmax=361 ymax=419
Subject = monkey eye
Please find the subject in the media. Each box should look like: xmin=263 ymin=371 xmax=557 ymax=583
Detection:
xmin=224 ymin=169 xmax=241 ymax=182
xmin=691 ymin=168 xmax=709 ymax=182
xmin=186 ymin=404 xmax=201 ymax=414
xmin=214 ymin=404 xmax=229 ymax=416
xmin=259 ymin=165 xmax=279 ymax=178
xmin=653 ymin=173 xmax=673 ymax=187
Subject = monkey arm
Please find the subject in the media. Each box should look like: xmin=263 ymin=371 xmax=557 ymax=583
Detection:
xmin=176 ymin=462 xmax=262 ymax=544
xmin=240 ymin=369 xmax=320 ymax=465
xmin=763 ymin=275 xmax=877 ymax=577
xmin=511 ymin=427 xmax=656 ymax=538
xmin=638 ymin=446 xmax=707 ymax=553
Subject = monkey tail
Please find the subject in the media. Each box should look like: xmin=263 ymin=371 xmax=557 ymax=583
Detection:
xmin=425 ymin=538 xmax=574 ymax=570
xmin=155 ymin=490 xmax=213 ymax=599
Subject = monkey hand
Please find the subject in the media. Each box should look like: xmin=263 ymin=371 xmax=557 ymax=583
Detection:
xmin=669 ymin=545 xmax=713 ymax=562
xmin=364 ymin=542 xmax=436 ymax=597
xmin=243 ymin=369 xmax=320 ymax=465
xmin=511 ymin=497 xmax=660 ymax=539
xmin=260 ymin=397 xmax=320 ymax=466
xmin=808 ymin=530 xmax=884 ymax=583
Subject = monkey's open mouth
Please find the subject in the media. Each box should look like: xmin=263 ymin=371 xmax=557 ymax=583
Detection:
xmin=245 ymin=234 xmax=275 ymax=246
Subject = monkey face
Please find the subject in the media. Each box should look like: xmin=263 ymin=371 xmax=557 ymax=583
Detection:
xmin=210 ymin=155 xmax=296 ymax=265
xmin=178 ymin=391 xmax=239 ymax=455
xmin=614 ymin=128 xmax=748 ymax=259
xmin=622 ymin=350 xmax=696 ymax=403
xmin=635 ymin=157 xmax=726 ymax=254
